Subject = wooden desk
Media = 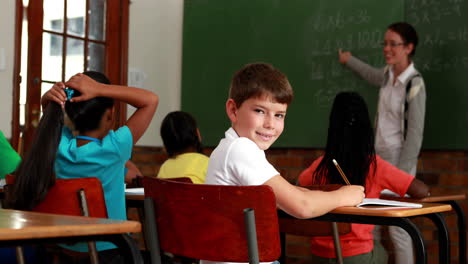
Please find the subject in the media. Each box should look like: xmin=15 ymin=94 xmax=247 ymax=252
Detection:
xmin=0 ymin=209 xmax=144 ymax=264
xmin=381 ymin=193 xmax=466 ymax=264
xmin=278 ymin=203 xmax=452 ymax=264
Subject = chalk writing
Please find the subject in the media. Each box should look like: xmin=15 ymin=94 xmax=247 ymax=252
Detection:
xmin=407 ymin=5 xmax=462 ymax=26
xmin=306 ymin=30 xmax=383 ymax=56
xmin=416 ymin=56 xmax=468 ymax=72
xmin=311 ymin=9 xmax=371 ymax=32
xmin=312 ymin=78 xmax=374 ymax=108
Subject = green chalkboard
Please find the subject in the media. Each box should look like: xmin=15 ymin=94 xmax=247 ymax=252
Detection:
xmin=182 ymin=0 xmax=404 ymax=147
xmin=405 ymin=0 xmax=468 ymax=149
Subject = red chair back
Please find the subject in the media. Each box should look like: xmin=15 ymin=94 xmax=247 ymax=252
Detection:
xmin=33 ymin=177 xmax=107 ymax=218
xmin=134 ymin=176 xmax=193 ymax=187
xmin=143 ymin=176 xmax=281 ymax=262
xmin=5 ymin=174 xmax=15 ymax=185
xmin=161 ymin=177 xmax=193 ymax=183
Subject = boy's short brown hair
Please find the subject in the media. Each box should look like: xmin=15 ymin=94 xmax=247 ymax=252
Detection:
xmin=229 ymin=63 xmax=293 ymax=107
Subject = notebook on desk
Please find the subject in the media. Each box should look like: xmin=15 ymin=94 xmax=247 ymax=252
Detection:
xmin=357 ymin=198 xmax=422 ymax=209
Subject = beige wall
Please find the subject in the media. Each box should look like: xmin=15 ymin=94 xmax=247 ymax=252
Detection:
xmin=0 ymin=0 xmax=183 ymax=146
xmin=128 ymin=0 xmax=183 ymax=146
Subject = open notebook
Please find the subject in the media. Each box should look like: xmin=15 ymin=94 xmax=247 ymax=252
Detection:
xmin=357 ymin=198 xmax=422 ymax=209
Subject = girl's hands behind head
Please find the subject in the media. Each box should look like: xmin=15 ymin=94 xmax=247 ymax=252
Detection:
xmin=41 ymin=82 xmax=67 ymax=109
xmin=65 ymin=73 xmax=101 ymax=102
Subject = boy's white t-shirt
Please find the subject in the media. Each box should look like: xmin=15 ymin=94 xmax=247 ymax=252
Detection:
xmin=203 ymin=127 xmax=279 ymax=264
xmin=205 ymin=127 xmax=279 ymax=186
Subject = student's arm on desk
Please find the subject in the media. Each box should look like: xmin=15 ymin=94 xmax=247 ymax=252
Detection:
xmin=125 ymin=160 xmax=142 ymax=184
xmin=264 ymin=175 xmax=365 ymax=219
xmin=407 ymin=178 xmax=430 ymax=199
xmin=378 ymin=156 xmax=429 ymax=199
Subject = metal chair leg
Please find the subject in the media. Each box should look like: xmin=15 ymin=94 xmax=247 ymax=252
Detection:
xmin=331 ymin=222 xmax=344 ymax=264
xmin=15 ymin=246 xmax=25 ymax=264
xmin=78 ymin=189 xmax=99 ymax=264
xmin=244 ymin=208 xmax=259 ymax=264
xmin=144 ymin=197 xmax=162 ymax=264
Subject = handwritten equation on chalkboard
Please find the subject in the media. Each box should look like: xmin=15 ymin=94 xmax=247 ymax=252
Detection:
xmin=301 ymin=9 xmax=388 ymax=107
xmin=407 ymin=0 xmax=468 ymax=72
xmin=182 ymin=0 xmax=404 ymax=147
xmin=404 ymin=0 xmax=468 ymax=148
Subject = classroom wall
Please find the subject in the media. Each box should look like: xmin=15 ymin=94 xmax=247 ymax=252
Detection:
xmin=0 ymin=0 xmax=184 ymax=146
xmin=128 ymin=0 xmax=183 ymax=146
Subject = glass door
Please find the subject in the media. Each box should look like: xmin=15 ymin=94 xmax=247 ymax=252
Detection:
xmin=13 ymin=0 xmax=128 ymax=152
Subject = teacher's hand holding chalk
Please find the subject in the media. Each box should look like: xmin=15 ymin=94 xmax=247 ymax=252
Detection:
xmin=338 ymin=48 xmax=352 ymax=64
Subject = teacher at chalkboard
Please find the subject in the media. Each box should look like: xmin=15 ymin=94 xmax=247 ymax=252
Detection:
xmin=338 ymin=22 xmax=425 ymax=264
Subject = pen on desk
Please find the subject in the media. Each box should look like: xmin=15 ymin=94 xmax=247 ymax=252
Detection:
xmin=332 ymin=159 xmax=351 ymax=185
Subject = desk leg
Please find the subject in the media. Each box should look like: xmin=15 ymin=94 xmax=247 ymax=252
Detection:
xmin=126 ymin=199 xmax=148 ymax=252
xmin=110 ymin=234 xmax=144 ymax=264
xmin=136 ymin=206 xmax=148 ymax=250
xmin=444 ymin=200 xmax=466 ymax=264
xmin=314 ymin=214 xmax=427 ymax=264
xmin=144 ymin=197 xmax=162 ymax=264
xmin=279 ymin=232 xmax=286 ymax=264
xmin=387 ymin=217 xmax=426 ymax=264
xmin=423 ymin=213 xmax=450 ymax=264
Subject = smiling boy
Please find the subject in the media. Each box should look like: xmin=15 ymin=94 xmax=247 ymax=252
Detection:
xmin=206 ymin=63 xmax=364 ymax=223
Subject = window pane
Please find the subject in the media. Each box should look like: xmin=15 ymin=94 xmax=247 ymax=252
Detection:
xmin=41 ymin=82 xmax=53 ymax=99
xmin=19 ymin=104 xmax=25 ymax=128
xmin=65 ymin=37 xmax=84 ymax=80
xmin=87 ymin=42 xmax=105 ymax=72
xmin=41 ymin=82 xmax=54 ymax=115
xmin=42 ymin=33 xmax=63 ymax=81
xmin=88 ymin=0 xmax=106 ymax=41
xmin=43 ymin=0 xmax=64 ymax=33
xmin=66 ymin=0 xmax=86 ymax=37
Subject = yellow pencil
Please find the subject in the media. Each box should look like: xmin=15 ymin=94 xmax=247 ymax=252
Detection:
xmin=332 ymin=159 xmax=351 ymax=185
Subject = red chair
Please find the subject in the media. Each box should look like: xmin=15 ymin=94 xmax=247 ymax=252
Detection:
xmin=5 ymin=174 xmax=15 ymax=185
xmin=142 ymin=176 xmax=281 ymax=264
xmin=34 ymin=177 xmax=107 ymax=264
xmin=32 ymin=177 xmax=107 ymax=218
xmin=5 ymin=176 xmax=109 ymax=264
xmin=4 ymin=176 xmax=107 ymax=217
xmin=132 ymin=175 xmax=192 ymax=187
xmin=161 ymin=177 xmax=193 ymax=183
